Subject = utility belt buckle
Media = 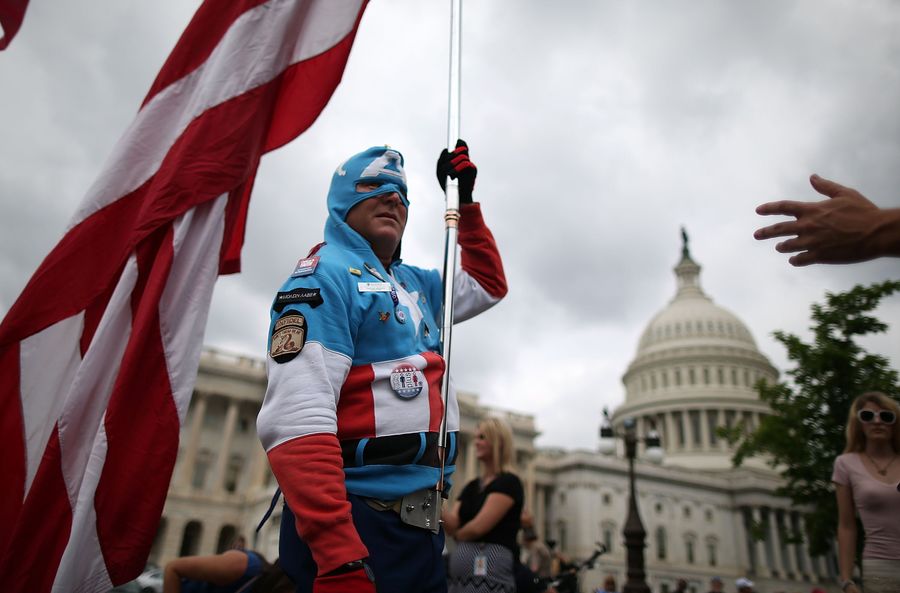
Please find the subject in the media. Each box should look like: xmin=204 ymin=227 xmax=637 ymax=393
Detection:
xmin=399 ymin=487 xmax=440 ymax=534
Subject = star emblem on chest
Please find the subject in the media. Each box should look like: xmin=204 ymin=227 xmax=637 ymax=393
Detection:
xmin=393 ymin=282 xmax=425 ymax=336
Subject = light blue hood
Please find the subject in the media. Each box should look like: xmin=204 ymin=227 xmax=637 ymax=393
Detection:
xmin=324 ymin=146 xmax=408 ymax=260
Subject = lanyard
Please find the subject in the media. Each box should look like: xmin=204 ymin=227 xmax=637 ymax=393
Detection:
xmin=365 ymin=262 xmax=404 ymax=322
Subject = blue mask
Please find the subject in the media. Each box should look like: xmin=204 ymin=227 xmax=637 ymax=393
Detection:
xmin=327 ymin=146 xmax=409 ymax=223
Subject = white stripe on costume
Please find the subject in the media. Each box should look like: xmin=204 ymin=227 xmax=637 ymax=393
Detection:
xmin=259 ymin=341 xmax=352 ymax=451
xmin=453 ymin=268 xmax=502 ymax=323
xmin=371 ymin=354 xmax=433 ymax=437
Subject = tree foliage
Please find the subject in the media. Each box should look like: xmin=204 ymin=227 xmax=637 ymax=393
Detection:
xmin=725 ymin=280 xmax=900 ymax=556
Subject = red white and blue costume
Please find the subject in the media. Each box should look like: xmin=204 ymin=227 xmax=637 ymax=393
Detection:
xmin=257 ymin=146 xmax=506 ymax=590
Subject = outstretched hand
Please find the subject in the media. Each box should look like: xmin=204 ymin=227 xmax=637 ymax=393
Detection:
xmin=436 ymin=139 xmax=477 ymax=204
xmin=754 ymin=174 xmax=888 ymax=266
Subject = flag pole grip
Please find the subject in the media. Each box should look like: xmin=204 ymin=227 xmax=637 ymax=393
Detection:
xmin=435 ymin=0 xmax=462 ymax=509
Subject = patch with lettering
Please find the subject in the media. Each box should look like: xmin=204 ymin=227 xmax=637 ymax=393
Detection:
xmin=291 ymin=256 xmax=320 ymax=277
xmin=269 ymin=312 xmax=307 ymax=364
xmin=273 ymin=287 xmax=323 ymax=312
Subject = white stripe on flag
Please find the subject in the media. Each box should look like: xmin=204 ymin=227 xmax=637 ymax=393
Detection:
xmin=72 ymin=0 xmax=364 ymax=228
xmin=160 ymin=194 xmax=227 ymax=423
xmin=54 ymin=422 xmax=112 ymax=593
xmin=20 ymin=313 xmax=84 ymax=497
xmin=57 ymin=257 xmax=137 ymax=507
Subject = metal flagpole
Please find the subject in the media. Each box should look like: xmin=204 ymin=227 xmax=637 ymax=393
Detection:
xmin=436 ymin=0 xmax=462 ymax=507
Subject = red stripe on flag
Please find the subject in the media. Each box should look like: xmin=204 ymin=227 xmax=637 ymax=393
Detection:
xmin=1 ymin=428 xmax=73 ymax=592
xmin=261 ymin=6 xmax=366 ymax=153
xmin=0 ymin=0 xmax=29 ymax=50
xmin=337 ymin=365 xmax=376 ymax=439
xmin=81 ymin=281 xmax=117 ymax=356
xmin=220 ymin=176 xmax=257 ymax=275
xmin=0 ymin=342 xmax=25 ymax=547
xmin=421 ymin=351 xmax=446 ymax=433
xmin=95 ymin=225 xmax=181 ymax=584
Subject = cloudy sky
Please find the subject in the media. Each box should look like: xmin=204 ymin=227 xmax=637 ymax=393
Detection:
xmin=1 ymin=0 xmax=898 ymax=450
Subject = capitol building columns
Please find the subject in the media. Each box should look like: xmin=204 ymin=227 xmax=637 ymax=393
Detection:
xmin=209 ymin=399 xmax=239 ymax=495
xmin=176 ymin=391 xmax=208 ymax=492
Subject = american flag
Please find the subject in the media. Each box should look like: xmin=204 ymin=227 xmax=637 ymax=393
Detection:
xmin=0 ymin=1 xmax=368 ymax=590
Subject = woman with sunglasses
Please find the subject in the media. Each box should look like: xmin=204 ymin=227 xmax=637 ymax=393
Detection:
xmin=444 ymin=417 xmax=524 ymax=593
xmin=832 ymin=391 xmax=900 ymax=593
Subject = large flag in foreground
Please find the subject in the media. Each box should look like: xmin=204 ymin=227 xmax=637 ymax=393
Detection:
xmin=0 ymin=0 xmax=29 ymax=50
xmin=0 ymin=1 xmax=367 ymax=590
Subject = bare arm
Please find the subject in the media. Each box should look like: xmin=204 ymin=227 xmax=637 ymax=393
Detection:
xmin=755 ymin=174 xmax=900 ymax=266
xmin=835 ymin=483 xmax=861 ymax=593
xmin=163 ymin=550 xmax=249 ymax=593
xmin=442 ymin=501 xmax=462 ymax=538
xmin=454 ymin=492 xmax=515 ymax=542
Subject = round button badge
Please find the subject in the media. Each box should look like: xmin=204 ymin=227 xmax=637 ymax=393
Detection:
xmin=390 ymin=364 xmax=424 ymax=399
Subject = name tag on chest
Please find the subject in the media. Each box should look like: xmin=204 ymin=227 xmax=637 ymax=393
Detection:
xmin=358 ymin=281 xmax=392 ymax=293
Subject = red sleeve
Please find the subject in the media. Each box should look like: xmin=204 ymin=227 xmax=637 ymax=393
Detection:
xmin=458 ymin=203 xmax=507 ymax=299
xmin=267 ymin=433 xmax=368 ymax=574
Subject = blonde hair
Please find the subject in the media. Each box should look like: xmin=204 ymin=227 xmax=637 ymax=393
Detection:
xmin=844 ymin=391 xmax=900 ymax=453
xmin=479 ymin=417 xmax=516 ymax=474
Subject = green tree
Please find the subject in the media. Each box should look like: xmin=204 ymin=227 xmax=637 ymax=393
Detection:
xmin=725 ymin=280 xmax=900 ymax=556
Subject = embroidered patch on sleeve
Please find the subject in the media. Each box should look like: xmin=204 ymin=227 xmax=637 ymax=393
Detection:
xmin=273 ymin=287 xmax=323 ymax=312
xmin=291 ymin=256 xmax=320 ymax=277
xmin=269 ymin=312 xmax=307 ymax=364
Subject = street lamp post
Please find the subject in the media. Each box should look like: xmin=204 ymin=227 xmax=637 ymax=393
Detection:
xmin=599 ymin=410 xmax=663 ymax=593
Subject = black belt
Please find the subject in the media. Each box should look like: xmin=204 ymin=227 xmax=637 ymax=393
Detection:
xmin=341 ymin=432 xmax=457 ymax=469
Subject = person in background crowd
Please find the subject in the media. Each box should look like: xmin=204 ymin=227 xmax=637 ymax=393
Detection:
xmin=833 ymin=392 xmax=900 ymax=593
xmin=735 ymin=577 xmax=755 ymax=593
xmin=257 ymin=141 xmax=506 ymax=593
xmin=706 ymin=576 xmax=723 ymax=593
xmin=673 ymin=578 xmax=688 ymax=593
xmin=163 ymin=549 xmax=266 ymax=593
xmin=754 ymin=174 xmax=900 ymax=265
xmin=595 ymin=574 xmax=617 ymax=593
xmin=521 ymin=526 xmax=552 ymax=580
xmin=443 ymin=417 xmax=524 ymax=593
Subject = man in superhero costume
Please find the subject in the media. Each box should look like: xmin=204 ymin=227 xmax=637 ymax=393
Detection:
xmin=257 ymin=140 xmax=507 ymax=592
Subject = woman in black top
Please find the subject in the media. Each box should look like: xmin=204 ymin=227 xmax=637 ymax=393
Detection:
xmin=444 ymin=417 xmax=524 ymax=593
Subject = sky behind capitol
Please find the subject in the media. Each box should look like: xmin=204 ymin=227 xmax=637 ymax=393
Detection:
xmin=1 ymin=0 xmax=898 ymax=450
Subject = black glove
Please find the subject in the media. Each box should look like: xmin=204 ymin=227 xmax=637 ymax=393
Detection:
xmin=314 ymin=560 xmax=375 ymax=593
xmin=436 ymin=139 xmax=477 ymax=204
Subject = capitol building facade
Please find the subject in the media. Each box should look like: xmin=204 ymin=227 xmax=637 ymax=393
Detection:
xmin=148 ymin=238 xmax=840 ymax=593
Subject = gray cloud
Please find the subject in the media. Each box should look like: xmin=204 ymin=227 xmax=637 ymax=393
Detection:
xmin=1 ymin=0 xmax=898 ymax=449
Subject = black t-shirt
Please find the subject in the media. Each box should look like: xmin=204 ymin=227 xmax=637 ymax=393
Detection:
xmin=456 ymin=472 xmax=524 ymax=552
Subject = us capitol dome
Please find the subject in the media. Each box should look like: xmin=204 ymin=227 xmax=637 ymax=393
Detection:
xmin=611 ymin=229 xmax=779 ymax=471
